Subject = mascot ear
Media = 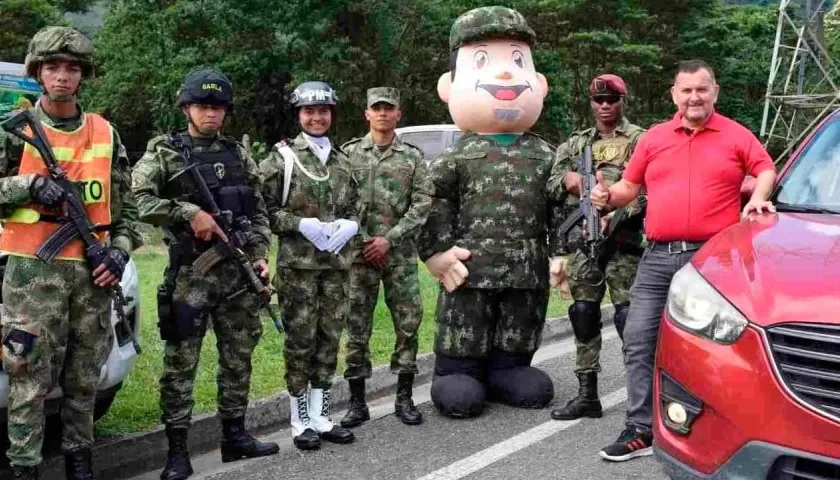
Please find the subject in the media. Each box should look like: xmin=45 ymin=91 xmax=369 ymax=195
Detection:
xmin=438 ymin=72 xmax=452 ymax=103
xmin=538 ymin=72 xmax=549 ymax=99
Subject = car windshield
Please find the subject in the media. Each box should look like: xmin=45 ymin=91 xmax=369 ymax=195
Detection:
xmin=775 ymin=115 xmax=840 ymax=212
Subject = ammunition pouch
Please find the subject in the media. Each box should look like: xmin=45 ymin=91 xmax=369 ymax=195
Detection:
xmin=216 ymin=185 xmax=256 ymax=220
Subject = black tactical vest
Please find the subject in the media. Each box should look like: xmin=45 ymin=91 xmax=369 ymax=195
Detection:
xmin=169 ymin=134 xmax=256 ymax=220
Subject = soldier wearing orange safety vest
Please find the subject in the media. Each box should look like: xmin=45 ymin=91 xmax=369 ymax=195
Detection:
xmin=0 ymin=26 xmax=141 ymax=480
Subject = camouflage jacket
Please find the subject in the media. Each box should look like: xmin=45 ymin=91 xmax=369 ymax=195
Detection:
xmin=342 ymin=133 xmax=433 ymax=266
xmin=260 ymin=132 xmax=359 ymax=270
xmin=547 ymin=117 xmax=646 ymax=254
xmin=417 ymin=132 xmax=561 ymax=289
xmin=131 ymin=132 xmax=270 ymax=259
xmin=0 ymin=102 xmax=142 ymax=254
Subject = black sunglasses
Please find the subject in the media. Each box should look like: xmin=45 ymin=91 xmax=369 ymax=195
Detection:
xmin=591 ymin=94 xmax=623 ymax=105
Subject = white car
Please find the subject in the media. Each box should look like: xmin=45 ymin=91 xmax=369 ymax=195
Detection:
xmin=395 ymin=124 xmax=462 ymax=164
xmin=0 ymin=252 xmax=141 ymax=422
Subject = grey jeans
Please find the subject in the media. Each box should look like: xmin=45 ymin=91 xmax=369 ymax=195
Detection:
xmin=624 ymin=242 xmax=698 ymax=432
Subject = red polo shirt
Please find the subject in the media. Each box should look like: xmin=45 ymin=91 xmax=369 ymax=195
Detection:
xmin=622 ymin=112 xmax=775 ymax=242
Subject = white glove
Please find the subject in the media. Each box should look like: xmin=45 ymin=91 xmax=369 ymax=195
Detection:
xmin=298 ymin=218 xmax=329 ymax=251
xmin=320 ymin=221 xmax=340 ymax=238
xmin=325 ymin=219 xmax=359 ymax=253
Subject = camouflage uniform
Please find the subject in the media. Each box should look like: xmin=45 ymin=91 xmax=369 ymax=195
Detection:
xmin=342 ymin=89 xmax=433 ymax=380
xmin=418 ymin=131 xmax=561 ymax=415
xmin=419 ymin=132 xmax=556 ymax=356
xmin=133 ymin=67 xmax=278 ymax=476
xmin=337 ymin=87 xmax=433 ymax=428
xmin=549 ymin=116 xmax=646 ymax=374
xmin=0 ymin=93 xmax=141 ymax=467
xmin=131 ymin=133 xmax=271 ymax=427
xmin=259 ymin=132 xmax=359 ymax=396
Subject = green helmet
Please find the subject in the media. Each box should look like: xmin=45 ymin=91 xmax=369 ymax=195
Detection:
xmin=176 ymin=67 xmax=233 ymax=107
xmin=24 ymin=26 xmax=94 ymax=79
xmin=448 ymin=6 xmax=536 ymax=51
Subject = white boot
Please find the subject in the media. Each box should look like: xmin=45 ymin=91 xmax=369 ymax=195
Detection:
xmin=309 ymin=388 xmax=355 ymax=444
xmin=289 ymin=392 xmax=320 ymax=450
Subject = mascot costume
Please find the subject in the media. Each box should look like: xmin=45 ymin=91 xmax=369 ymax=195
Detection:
xmin=418 ymin=6 xmax=561 ymax=418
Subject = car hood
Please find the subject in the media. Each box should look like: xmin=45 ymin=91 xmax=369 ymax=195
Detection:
xmin=692 ymin=212 xmax=840 ymax=327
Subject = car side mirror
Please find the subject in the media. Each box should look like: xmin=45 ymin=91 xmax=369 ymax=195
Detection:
xmin=741 ymin=176 xmax=756 ymax=206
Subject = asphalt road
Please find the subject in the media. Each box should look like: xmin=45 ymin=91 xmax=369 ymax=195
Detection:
xmin=129 ymin=330 xmax=670 ymax=480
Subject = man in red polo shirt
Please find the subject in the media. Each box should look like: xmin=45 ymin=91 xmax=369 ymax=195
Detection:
xmin=590 ymin=59 xmax=776 ymax=462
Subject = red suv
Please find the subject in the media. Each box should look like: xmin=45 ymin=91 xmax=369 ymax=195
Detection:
xmin=653 ymin=111 xmax=840 ymax=479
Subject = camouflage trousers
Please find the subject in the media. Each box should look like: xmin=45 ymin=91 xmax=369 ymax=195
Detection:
xmin=567 ymin=246 xmax=641 ymax=374
xmin=159 ymin=261 xmax=262 ymax=427
xmin=344 ymin=262 xmax=423 ymax=380
xmin=276 ymin=267 xmax=349 ymax=396
xmin=434 ymin=287 xmax=548 ymax=359
xmin=1 ymin=255 xmax=112 ymax=467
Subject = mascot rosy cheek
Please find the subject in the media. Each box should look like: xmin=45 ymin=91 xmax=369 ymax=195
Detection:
xmin=423 ymin=6 xmax=557 ymax=419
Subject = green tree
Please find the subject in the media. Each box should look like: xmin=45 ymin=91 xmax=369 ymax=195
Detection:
xmin=0 ymin=0 xmax=65 ymax=64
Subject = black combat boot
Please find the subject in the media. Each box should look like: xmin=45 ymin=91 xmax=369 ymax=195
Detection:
xmin=340 ymin=379 xmax=370 ymax=428
xmin=220 ymin=417 xmax=280 ymax=463
xmin=394 ymin=373 xmax=423 ymax=425
xmin=160 ymin=425 xmax=193 ymax=480
xmin=550 ymin=372 xmax=603 ymax=420
xmin=11 ymin=466 xmax=38 ymax=480
xmin=64 ymin=448 xmax=93 ymax=480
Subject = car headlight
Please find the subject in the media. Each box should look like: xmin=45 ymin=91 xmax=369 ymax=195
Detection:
xmin=666 ymin=263 xmax=748 ymax=344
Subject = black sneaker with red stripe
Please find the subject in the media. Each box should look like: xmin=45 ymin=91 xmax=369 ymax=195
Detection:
xmin=598 ymin=427 xmax=653 ymax=462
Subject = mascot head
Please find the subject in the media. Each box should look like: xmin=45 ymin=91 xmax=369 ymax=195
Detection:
xmin=438 ymin=6 xmax=548 ymax=134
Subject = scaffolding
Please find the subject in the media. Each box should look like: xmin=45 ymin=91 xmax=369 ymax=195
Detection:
xmin=761 ymin=0 xmax=840 ymax=166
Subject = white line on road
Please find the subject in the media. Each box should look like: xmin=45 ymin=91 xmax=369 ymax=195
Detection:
xmin=414 ymin=388 xmax=628 ymax=480
xmin=128 ymin=331 xmax=621 ymax=480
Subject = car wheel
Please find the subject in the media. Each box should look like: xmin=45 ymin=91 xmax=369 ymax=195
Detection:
xmin=93 ymin=381 xmax=122 ymax=422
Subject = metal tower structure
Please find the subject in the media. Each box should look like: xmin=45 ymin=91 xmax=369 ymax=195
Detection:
xmin=761 ymin=0 xmax=840 ymax=165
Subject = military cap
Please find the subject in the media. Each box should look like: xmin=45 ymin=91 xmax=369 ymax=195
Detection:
xmin=449 ymin=6 xmax=536 ymax=51
xmin=367 ymin=87 xmax=400 ymax=108
xmin=590 ymin=74 xmax=627 ymax=96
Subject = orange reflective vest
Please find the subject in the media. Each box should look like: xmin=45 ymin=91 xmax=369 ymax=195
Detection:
xmin=0 ymin=112 xmax=113 ymax=261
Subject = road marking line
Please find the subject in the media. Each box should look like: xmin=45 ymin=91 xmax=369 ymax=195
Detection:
xmin=414 ymin=388 xmax=628 ymax=480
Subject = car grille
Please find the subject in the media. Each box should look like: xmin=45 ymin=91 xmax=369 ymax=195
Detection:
xmin=769 ymin=455 xmax=840 ymax=480
xmin=767 ymin=323 xmax=840 ymax=423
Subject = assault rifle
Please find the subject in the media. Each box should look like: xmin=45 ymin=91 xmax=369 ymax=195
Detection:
xmin=169 ymin=137 xmax=284 ymax=334
xmin=556 ymin=144 xmax=603 ymax=262
xmin=1 ymin=110 xmax=142 ymax=354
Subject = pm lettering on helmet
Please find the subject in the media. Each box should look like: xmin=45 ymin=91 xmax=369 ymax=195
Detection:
xmin=203 ymin=83 xmax=222 ymax=92
xmin=301 ymin=89 xmax=332 ymax=102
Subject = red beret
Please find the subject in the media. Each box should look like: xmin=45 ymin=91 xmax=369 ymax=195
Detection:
xmin=590 ymin=74 xmax=627 ymax=96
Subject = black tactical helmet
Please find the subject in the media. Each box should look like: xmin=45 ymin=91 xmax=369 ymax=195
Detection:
xmin=176 ymin=67 xmax=233 ymax=107
xmin=289 ymin=81 xmax=338 ymax=109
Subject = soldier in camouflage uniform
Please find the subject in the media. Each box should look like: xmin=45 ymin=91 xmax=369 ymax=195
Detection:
xmin=131 ymin=68 xmax=279 ymax=480
xmin=418 ymin=7 xmax=561 ymax=418
xmin=548 ymin=74 xmax=646 ymax=422
xmin=259 ymin=81 xmax=357 ymax=450
xmin=339 ymin=87 xmax=433 ymax=428
xmin=0 ymin=26 xmax=142 ymax=480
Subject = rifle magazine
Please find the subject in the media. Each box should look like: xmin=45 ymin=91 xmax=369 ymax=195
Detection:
xmin=35 ymin=222 xmax=81 ymax=263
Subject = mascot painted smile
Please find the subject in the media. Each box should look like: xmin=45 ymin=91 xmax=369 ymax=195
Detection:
xmin=417 ymin=6 xmax=560 ymax=418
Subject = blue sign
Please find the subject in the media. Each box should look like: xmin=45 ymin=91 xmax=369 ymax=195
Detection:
xmin=0 ymin=73 xmax=40 ymax=94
